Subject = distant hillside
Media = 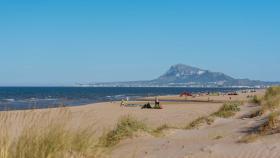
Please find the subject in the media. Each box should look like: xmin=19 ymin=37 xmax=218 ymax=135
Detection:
xmin=82 ymin=64 xmax=280 ymax=87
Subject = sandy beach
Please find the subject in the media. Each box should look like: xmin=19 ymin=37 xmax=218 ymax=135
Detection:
xmin=3 ymin=89 xmax=278 ymax=158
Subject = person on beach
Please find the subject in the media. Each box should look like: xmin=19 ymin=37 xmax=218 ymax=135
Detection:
xmin=154 ymin=97 xmax=162 ymax=109
xmin=120 ymin=99 xmax=125 ymax=107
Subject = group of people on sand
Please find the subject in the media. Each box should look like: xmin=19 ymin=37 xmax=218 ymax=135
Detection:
xmin=120 ymin=97 xmax=162 ymax=109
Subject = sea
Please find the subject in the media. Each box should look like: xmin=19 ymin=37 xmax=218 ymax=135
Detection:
xmin=0 ymin=87 xmax=247 ymax=111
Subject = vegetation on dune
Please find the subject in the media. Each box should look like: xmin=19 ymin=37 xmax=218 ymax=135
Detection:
xmin=262 ymin=86 xmax=280 ymax=110
xmin=10 ymin=124 xmax=98 ymax=158
xmin=3 ymin=87 xmax=280 ymax=154
xmin=248 ymin=108 xmax=265 ymax=118
xmin=151 ymin=124 xmax=170 ymax=137
xmin=213 ymin=135 xmax=223 ymax=140
xmin=185 ymin=116 xmax=214 ymax=129
xmin=185 ymin=101 xmax=241 ymax=130
xmin=0 ymin=110 xmax=168 ymax=154
xmin=240 ymin=112 xmax=280 ymax=143
xmin=99 ymin=115 xmax=148 ymax=147
xmin=241 ymin=86 xmax=280 ymax=143
xmin=212 ymin=101 xmax=242 ymax=118
xmin=250 ymin=95 xmax=262 ymax=105
xmin=258 ymin=111 xmax=280 ymax=135
xmin=239 ymin=133 xmax=259 ymax=143
xmin=0 ymin=109 xmax=103 ymax=158
xmin=249 ymin=86 xmax=280 ymax=118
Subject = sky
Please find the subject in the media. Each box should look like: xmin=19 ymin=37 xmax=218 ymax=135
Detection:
xmin=0 ymin=0 xmax=280 ymax=86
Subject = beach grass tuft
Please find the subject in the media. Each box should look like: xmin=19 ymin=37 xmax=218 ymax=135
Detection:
xmin=0 ymin=108 xmax=103 ymax=158
xmin=261 ymin=86 xmax=280 ymax=111
xmin=248 ymin=108 xmax=265 ymax=118
xmin=212 ymin=101 xmax=241 ymax=118
xmin=151 ymin=124 xmax=170 ymax=136
xmin=239 ymin=133 xmax=259 ymax=143
xmin=258 ymin=111 xmax=280 ymax=135
xmin=251 ymin=95 xmax=262 ymax=105
xmin=240 ymin=112 xmax=280 ymax=143
xmin=185 ymin=116 xmax=214 ymax=129
xmin=249 ymin=86 xmax=280 ymax=118
xmin=241 ymin=86 xmax=280 ymax=143
xmin=99 ymin=115 xmax=147 ymax=147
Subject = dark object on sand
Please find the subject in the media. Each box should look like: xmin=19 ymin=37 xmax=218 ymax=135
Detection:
xmin=228 ymin=92 xmax=238 ymax=95
xmin=250 ymin=89 xmax=257 ymax=93
xmin=154 ymin=97 xmax=162 ymax=109
xmin=125 ymin=104 xmax=142 ymax=107
xmin=180 ymin=92 xmax=192 ymax=97
xmin=142 ymin=103 xmax=152 ymax=109
xmin=180 ymin=92 xmax=192 ymax=101
xmin=154 ymin=103 xmax=162 ymax=109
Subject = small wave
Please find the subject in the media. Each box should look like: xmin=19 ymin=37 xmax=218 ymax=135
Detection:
xmin=42 ymin=98 xmax=58 ymax=101
xmin=113 ymin=95 xmax=126 ymax=98
xmin=1 ymin=99 xmax=15 ymax=102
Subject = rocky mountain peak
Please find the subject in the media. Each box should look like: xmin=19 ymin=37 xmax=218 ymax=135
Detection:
xmin=160 ymin=64 xmax=206 ymax=78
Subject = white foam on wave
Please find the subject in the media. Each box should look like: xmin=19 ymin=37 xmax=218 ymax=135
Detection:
xmin=2 ymin=99 xmax=15 ymax=102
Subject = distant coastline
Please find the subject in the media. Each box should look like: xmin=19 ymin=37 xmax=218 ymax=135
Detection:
xmin=81 ymin=64 xmax=280 ymax=88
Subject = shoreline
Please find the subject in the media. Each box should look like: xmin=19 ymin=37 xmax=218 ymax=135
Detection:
xmin=0 ymin=88 xmax=263 ymax=112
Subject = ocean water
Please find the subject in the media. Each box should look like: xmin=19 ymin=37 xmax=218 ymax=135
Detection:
xmin=0 ymin=87 xmax=245 ymax=111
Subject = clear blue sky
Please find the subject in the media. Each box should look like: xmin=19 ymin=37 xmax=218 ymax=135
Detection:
xmin=0 ymin=0 xmax=280 ymax=86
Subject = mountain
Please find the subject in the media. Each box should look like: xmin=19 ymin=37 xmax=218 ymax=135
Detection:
xmin=83 ymin=64 xmax=280 ymax=87
xmin=154 ymin=64 xmax=235 ymax=85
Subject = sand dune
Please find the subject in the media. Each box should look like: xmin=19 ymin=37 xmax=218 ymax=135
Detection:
xmin=110 ymin=102 xmax=280 ymax=158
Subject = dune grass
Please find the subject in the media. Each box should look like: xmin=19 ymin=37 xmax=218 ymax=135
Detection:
xmin=240 ymin=112 xmax=280 ymax=143
xmin=185 ymin=101 xmax=241 ymax=130
xmin=0 ymin=108 xmax=173 ymax=155
xmin=251 ymin=95 xmax=262 ymax=105
xmin=185 ymin=116 xmax=214 ymax=129
xmin=258 ymin=111 xmax=280 ymax=135
xmin=212 ymin=101 xmax=241 ymax=118
xmin=249 ymin=86 xmax=280 ymax=118
xmin=261 ymin=86 xmax=280 ymax=111
xmin=239 ymin=133 xmax=259 ymax=143
xmin=0 ymin=109 xmax=103 ymax=158
xmin=151 ymin=124 xmax=170 ymax=137
xmin=99 ymin=115 xmax=148 ymax=148
xmin=241 ymin=87 xmax=280 ymax=143
xmin=248 ymin=108 xmax=265 ymax=118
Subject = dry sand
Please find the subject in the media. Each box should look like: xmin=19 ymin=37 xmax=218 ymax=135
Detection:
xmin=111 ymin=102 xmax=280 ymax=158
xmin=1 ymin=100 xmax=223 ymax=136
xmin=2 ymin=89 xmax=278 ymax=158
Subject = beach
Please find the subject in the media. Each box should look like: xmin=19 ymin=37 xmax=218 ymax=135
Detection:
xmin=2 ymin=89 xmax=278 ymax=158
